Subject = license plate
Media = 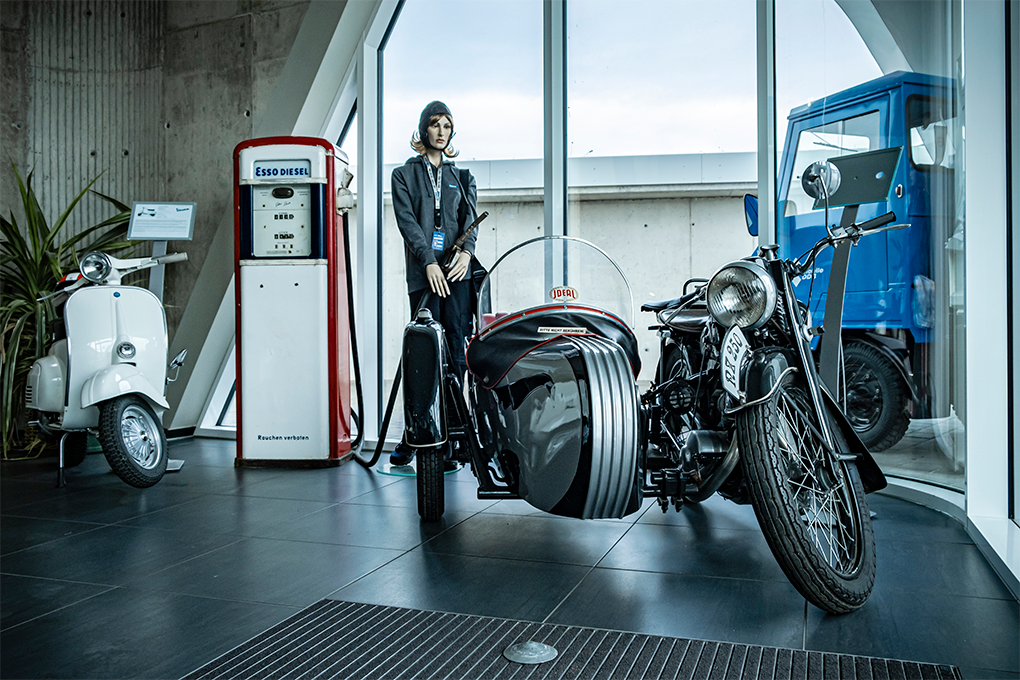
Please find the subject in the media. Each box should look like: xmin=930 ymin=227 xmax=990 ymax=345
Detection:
xmin=721 ymin=325 xmax=750 ymax=399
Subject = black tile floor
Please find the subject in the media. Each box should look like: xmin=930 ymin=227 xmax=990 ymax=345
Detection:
xmin=1 ymin=437 xmax=1017 ymax=680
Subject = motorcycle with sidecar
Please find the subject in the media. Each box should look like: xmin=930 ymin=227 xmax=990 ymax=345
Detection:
xmin=401 ymin=156 xmax=896 ymax=614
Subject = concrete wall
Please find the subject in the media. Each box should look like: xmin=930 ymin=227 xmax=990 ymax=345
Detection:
xmin=1 ymin=0 xmax=311 ymax=340
xmin=159 ymin=1 xmax=311 ymax=336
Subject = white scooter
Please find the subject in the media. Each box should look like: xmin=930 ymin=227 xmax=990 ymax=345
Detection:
xmin=26 ymin=251 xmax=188 ymax=488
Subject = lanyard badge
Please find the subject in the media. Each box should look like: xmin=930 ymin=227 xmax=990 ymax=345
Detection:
xmin=422 ymin=156 xmax=442 ymax=229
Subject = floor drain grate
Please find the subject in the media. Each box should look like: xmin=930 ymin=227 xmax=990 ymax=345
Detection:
xmin=184 ymin=599 xmax=963 ymax=680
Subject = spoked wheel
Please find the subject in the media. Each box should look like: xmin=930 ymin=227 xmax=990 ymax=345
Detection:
xmin=416 ymin=445 xmax=445 ymax=521
xmin=843 ymin=342 xmax=909 ymax=452
xmin=738 ymin=378 xmax=876 ymax=613
xmin=99 ymin=395 xmax=168 ymax=488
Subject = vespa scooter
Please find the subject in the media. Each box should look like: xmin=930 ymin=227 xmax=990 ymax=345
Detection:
xmin=26 ymin=251 xmax=188 ymax=488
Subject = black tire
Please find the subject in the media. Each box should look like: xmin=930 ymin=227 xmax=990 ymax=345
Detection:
xmin=60 ymin=432 xmax=89 ymax=468
xmin=738 ymin=378 xmax=876 ymax=614
xmin=843 ymin=342 xmax=910 ymax=452
xmin=416 ymin=446 xmax=445 ymax=521
xmin=98 ymin=395 xmax=167 ymax=488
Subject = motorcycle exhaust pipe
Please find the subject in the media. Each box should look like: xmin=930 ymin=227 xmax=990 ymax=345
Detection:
xmin=680 ymin=430 xmax=739 ymax=502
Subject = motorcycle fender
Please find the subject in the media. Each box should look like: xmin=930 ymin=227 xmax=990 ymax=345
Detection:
xmin=26 ymin=356 xmax=65 ymax=412
xmin=742 ymin=348 xmax=796 ymax=402
xmin=80 ymin=364 xmax=169 ymax=412
xmin=744 ymin=349 xmax=887 ymax=494
xmin=401 ymin=317 xmax=447 ymax=447
xmin=819 ymin=387 xmax=888 ymax=494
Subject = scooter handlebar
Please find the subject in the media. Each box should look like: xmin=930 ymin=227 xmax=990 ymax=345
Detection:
xmin=153 ymin=252 xmax=188 ymax=265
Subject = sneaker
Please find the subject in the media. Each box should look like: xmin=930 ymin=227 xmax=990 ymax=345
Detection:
xmin=390 ymin=441 xmax=414 ymax=466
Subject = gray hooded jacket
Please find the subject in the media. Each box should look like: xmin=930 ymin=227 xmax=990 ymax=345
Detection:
xmin=391 ymin=155 xmax=478 ymax=293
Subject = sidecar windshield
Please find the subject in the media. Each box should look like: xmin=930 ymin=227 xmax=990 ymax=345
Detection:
xmin=478 ymin=236 xmax=634 ymax=330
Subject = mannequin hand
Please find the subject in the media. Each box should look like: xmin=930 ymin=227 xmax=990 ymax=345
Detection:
xmin=447 ymin=251 xmax=472 ymax=282
xmin=426 ymin=263 xmax=450 ymax=298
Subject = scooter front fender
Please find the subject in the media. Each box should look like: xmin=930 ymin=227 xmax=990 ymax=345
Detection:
xmin=80 ymin=364 xmax=169 ymax=412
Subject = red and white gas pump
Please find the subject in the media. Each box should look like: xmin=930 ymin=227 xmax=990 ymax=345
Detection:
xmin=233 ymin=137 xmax=354 ymax=466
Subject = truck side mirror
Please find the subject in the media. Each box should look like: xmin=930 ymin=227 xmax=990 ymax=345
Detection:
xmin=743 ymin=194 xmax=758 ymax=237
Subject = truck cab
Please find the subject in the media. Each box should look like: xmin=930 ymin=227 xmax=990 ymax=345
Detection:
xmin=776 ymin=71 xmax=960 ymax=451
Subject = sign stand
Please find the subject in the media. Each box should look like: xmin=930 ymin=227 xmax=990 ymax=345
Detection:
xmin=127 ymin=202 xmax=196 ymax=469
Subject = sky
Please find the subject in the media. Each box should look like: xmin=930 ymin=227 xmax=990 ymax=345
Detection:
xmin=340 ymin=0 xmax=882 ymax=170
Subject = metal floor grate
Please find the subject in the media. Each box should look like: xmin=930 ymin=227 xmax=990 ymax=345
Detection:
xmin=184 ymin=599 xmax=963 ymax=680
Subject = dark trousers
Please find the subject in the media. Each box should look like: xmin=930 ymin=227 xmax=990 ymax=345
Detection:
xmin=409 ymin=279 xmax=471 ymax=382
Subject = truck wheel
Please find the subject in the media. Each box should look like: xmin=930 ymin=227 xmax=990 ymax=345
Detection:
xmin=98 ymin=395 xmax=167 ymax=488
xmin=416 ymin=445 xmax=445 ymax=521
xmin=843 ymin=342 xmax=910 ymax=452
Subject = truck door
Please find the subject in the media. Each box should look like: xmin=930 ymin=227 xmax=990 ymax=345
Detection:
xmin=778 ymin=99 xmax=901 ymax=330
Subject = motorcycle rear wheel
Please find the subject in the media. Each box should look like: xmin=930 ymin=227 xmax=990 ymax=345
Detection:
xmin=738 ymin=380 xmax=876 ymax=614
xmin=416 ymin=445 xmax=445 ymax=522
xmin=98 ymin=395 xmax=168 ymax=488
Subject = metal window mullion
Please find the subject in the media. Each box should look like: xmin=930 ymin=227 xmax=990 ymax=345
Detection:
xmin=756 ymin=0 xmax=777 ymax=248
xmin=544 ymin=0 xmax=567 ymax=294
xmin=356 ymin=41 xmax=382 ymax=442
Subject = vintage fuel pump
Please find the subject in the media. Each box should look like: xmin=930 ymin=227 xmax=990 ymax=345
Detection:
xmin=233 ymin=137 xmax=355 ymax=466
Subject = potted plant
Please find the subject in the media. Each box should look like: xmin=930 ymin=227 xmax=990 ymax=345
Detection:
xmin=1 ymin=164 xmax=134 ymax=457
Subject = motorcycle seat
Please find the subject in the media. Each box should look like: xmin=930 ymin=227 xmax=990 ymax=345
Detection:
xmin=641 ymin=295 xmax=688 ymax=312
xmin=664 ymin=308 xmax=712 ymax=333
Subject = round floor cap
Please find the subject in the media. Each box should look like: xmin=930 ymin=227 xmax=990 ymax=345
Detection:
xmin=503 ymin=641 xmax=558 ymax=665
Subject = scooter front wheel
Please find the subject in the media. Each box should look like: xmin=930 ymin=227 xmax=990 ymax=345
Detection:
xmin=99 ymin=395 xmax=168 ymax=488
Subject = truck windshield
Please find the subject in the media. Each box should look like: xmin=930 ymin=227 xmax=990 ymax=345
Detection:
xmin=907 ymin=95 xmax=956 ymax=172
xmin=784 ymin=111 xmax=881 ymax=217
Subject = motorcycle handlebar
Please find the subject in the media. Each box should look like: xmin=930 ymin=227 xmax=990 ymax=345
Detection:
xmin=153 ymin=252 xmax=188 ymax=265
xmin=856 ymin=212 xmax=896 ymax=232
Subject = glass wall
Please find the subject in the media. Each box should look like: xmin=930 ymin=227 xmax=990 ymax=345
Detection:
xmin=566 ymin=0 xmax=757 ymax=382
xmin=380 ymin=0 xmax=543 ymax=442
xmin=775 ymin=0 xmax=965 ymax=490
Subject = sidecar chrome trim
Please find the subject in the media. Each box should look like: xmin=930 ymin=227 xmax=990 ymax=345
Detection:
xmin=572 ymin=335 xmax=640 ymax=520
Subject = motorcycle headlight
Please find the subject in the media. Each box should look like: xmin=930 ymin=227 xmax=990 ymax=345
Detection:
xmin=80 ymin=252 xmax=112 ymax=283
xmin=706 ymin=260 xmax=777 ymax=330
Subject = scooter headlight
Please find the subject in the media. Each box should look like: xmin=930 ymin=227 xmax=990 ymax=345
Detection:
xmin=707 ymin=260 xmax=777 ymax=330
xmin=80 ymin=252 xmax=112 ymax=283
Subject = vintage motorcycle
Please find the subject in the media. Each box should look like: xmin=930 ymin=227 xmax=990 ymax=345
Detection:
xmin=402 ymin=157 xmax=896 ymax=613
xmin=26 ymin=251 xmax=188 ymax=488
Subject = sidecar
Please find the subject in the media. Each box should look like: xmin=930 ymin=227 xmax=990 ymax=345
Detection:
xmin=402 ymin=236 xmax=645 ymax=520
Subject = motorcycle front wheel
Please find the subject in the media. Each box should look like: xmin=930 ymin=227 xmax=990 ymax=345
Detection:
xmin=98 ymin=395 xmax=168 ymax=488
xmin=416 ymin=445 xmax=445 ymax=522
xmin=737 ymin=379 xmax=876 ymax=614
